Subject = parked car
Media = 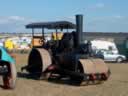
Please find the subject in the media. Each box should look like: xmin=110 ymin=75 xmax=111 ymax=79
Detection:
xmin=96 ymin=49 xmax=126 ymax=63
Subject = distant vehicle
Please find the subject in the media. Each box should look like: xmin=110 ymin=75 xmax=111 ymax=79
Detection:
xmin=0 ymin=47 xmax=16 ymax=89
xmin=90 ymin=40 xmax=118 ymax=54
xmin=0 ymin=41 xmax=4 ymax=47
xmin=96 ymin=49 xmax=126 ymax=63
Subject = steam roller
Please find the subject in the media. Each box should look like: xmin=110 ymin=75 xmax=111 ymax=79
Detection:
xmin=22 ymin=14 xmax=110 ymax=85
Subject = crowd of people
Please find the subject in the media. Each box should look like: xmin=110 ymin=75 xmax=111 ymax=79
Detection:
xmin=0 ymin=36 xmax=32 ymax=53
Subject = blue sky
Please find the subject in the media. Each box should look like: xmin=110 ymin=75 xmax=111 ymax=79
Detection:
xmin=0 ymin=0 xmax=127 ymax=32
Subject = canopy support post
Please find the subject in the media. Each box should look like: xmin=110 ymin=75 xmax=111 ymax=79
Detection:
xmin=32 ymin=28 xmax=34 ymax=46
xmin=56 ymin=29 xmax=58 ymax=40
xmin=42 ymin=28 xmax=45 ymax=40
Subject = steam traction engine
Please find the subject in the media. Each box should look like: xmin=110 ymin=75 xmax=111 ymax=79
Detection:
xmin=22 ymin=15 xmax=110 ymax=85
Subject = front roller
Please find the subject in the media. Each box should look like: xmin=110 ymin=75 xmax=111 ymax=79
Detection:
xmin=78 ymin=58 xmax=110 ymax=85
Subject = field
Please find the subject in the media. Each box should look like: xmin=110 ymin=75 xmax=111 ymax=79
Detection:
xmin=0 ymin=53 xmax=128 ymax=96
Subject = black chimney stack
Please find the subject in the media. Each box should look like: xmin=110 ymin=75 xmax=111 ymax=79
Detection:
xmin=76 ymin=14 xmax=83 ymax=47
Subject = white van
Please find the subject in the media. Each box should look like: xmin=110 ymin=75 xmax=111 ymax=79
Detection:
xmin=90 ymin=40 xmax=118 ymax=54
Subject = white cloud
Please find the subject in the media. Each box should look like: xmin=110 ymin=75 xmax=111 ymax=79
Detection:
xmin=114 ymin=15 xmax=123 ymax=19
xmin=0 ymin=18 xmax=9 ymax=24
xmin=0 ymin=15 xmax=127 ymax=33
xmin=67 ymin=16 xmax=75 ymax=20
xmin=0 ymin=16 xmax=27 ymax=24
xmin=0 ymin=16 xmax=33 ymax=32
xmin=86 ymin=15 xmax=128 ymax=32
xmin=8 ymin=16 xmax=25 ymax=21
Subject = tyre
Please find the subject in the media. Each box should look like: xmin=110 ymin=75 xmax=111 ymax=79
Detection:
xmin=39 ymin=72 xmax=52 ymax=80
xmin=70 ymin=62 xmax=84 ymax=85
xmin=3 ymin=63 xmax=17 ymax=89
xmin=116 ymin=57 xmax=123 ymax=63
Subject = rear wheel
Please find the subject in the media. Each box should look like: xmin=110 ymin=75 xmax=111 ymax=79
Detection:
xmin=70 ymin=62 xmax=84 ymax=85
xmin=116 ymin=57 xmax=123 ymax=63
xmin=39 ymin=72 xmax=52 ymax=80
xmin=3 ymin=63 xmax=16 ymax=89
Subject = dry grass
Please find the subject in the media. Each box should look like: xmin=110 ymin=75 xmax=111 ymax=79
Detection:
xmin=0 ymin=53 xmax=128 ymax=96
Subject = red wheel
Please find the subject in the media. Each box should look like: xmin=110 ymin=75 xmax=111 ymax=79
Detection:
xmin=101 ymin=73 xmax=108 ymax=80
xmin=3 ymin=63 xmax=17 ymax=89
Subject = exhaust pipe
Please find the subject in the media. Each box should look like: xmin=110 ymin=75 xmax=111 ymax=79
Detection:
xmin=76 ymin=14 xmax=83 ymax=47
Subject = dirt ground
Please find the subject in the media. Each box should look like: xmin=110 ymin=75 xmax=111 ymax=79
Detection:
xmin=0 ymin=53 xmax=128 ymax=96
